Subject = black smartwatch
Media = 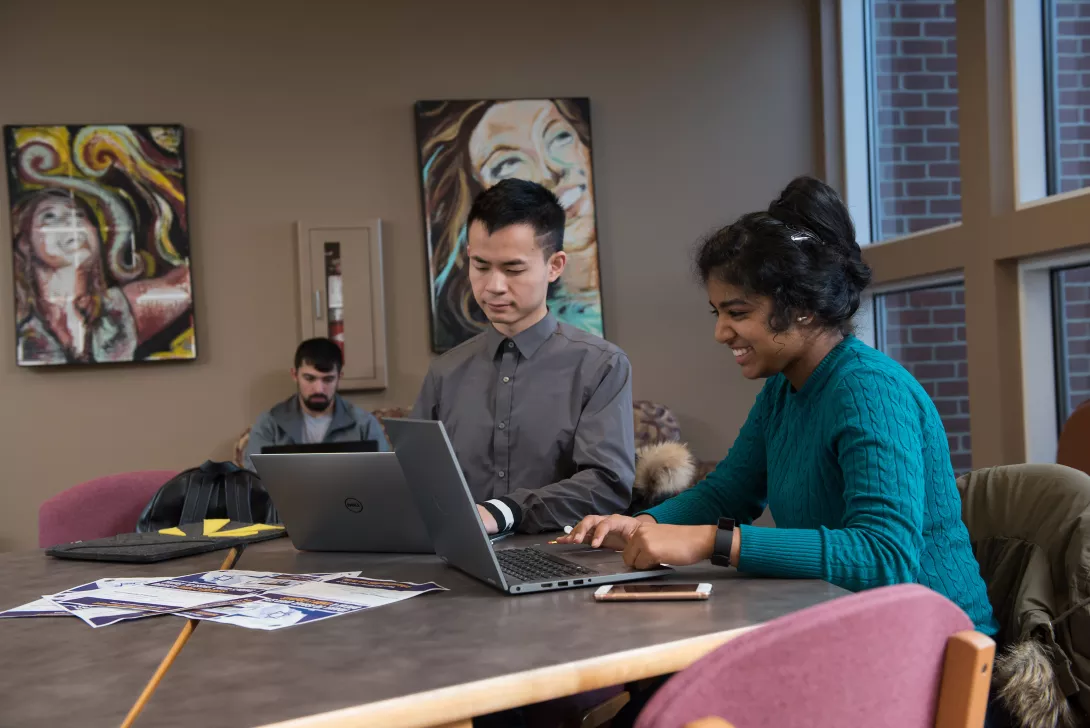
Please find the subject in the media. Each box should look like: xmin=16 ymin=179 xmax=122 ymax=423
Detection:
xmin=710 ymin=517 xmax=736 ymax=567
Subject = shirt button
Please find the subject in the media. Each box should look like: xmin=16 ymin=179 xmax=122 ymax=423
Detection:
xmin=498 ymin=422 xmax=506 ymax=430
xmin=498 ymin=470 xmax=506 ymax=478
xmin=502 ymin=376 xmax=511 ymax=383
xmin=507 ymin=341 xmax=515 ymax=349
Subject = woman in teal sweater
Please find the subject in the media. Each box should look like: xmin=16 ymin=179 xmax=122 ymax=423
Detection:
xmin=561 ymin=176 xmax=996 ymax=636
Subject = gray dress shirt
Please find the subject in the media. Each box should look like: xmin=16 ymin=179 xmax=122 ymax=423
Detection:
xmin=411 ymin=312 xmax=635 ymax=533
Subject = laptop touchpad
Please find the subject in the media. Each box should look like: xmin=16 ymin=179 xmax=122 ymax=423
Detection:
xmin=541 ymin=543 xmax=632 ymax=568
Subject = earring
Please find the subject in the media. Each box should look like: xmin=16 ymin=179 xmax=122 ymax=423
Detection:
xmin=797 ymin=316 xmax=811 ymax=324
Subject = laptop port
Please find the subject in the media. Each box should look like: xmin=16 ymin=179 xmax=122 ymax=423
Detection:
xmin=541 ymin=583 xmax=553 ymax=588
xmin=573 ymin=579 xmax=584 ymax=585
xmin=558 ymin=581 xmax=569 ymax=587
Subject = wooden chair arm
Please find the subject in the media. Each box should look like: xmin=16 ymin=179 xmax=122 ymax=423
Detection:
xmin=935 ymin=630 xmax=996 ymax=728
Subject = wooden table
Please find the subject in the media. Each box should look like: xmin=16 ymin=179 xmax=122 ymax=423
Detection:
xmin=137 ymin=538 xmax=847 ymax=728
xmin=0 ymin=548 xmax=236 ymax=728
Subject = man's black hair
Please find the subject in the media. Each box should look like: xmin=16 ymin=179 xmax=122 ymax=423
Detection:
xmin=294 ymin=338 xmax=343 ymax=373
xmin=466 ymin=178 xmax=565 ymax=256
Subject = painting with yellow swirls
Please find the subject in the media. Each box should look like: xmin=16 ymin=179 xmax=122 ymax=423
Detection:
xmin=4 ymin=124 xmax=195 ymax=366
xmin=414 ymin=99 xmax=603 ymax=353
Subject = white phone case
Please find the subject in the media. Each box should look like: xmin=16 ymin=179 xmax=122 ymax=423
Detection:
xmin=594 ymin=583 xmax=713 ymax=600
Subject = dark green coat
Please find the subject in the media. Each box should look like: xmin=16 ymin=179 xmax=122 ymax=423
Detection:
xmin=958 ymin=464 xmax=1090 ymax=720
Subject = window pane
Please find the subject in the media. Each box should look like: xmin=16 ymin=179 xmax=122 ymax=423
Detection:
xmin=875 ymin=283 xmax=971 ymax=474
xmin=1054 ymin=265 xmax=1090 ymax=421
xmin=1047 ymin=1 xmax=1090 ymax=194
xmin=867 ymin=0 xmax=962 ymax=241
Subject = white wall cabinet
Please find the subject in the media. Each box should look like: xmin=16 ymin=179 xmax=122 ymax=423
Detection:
xmin=296 ymin=221 xmax=387 ymax=390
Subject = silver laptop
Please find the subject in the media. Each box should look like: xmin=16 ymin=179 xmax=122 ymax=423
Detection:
xmin=384 ymin=418 xmax=672 ymax=594
xmin=250 ymin=452 xmax=432 ymax=553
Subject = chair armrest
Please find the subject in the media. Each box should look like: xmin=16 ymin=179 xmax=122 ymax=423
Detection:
xmin=935 ymin=630 xmax=996 ymax=728
xmin=684 ymin=718 xmax=736 ymax=728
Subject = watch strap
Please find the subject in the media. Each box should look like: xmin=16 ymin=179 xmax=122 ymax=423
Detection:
xmin=711 ymin=517 xmax=735 ymax=567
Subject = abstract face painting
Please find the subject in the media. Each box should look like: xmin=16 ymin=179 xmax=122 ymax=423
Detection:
xmin=415 ymin=99 xmax=603 ymax=352
xmin=5 ymin=124 xmax=195 ymax=366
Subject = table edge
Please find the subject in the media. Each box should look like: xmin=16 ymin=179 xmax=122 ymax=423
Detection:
xmin=254 ymin=625 xmax=757 ymax=728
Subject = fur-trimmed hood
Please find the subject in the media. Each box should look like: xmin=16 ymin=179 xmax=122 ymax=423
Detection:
xmin=995 ymin=639 xmax=1078 ymax=728
xmin=630 ymin=441 xmax=697 ymax=513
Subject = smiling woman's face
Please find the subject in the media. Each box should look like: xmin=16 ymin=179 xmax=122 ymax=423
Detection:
xmin=706 ymin=277 xmax=810 ymax=381
xmin=28 ymin=196 xmax=100 ymax=270
xmin=468 ymin=100 xmax=595 ymax=253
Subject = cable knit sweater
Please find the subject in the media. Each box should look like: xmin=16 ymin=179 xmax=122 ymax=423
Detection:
xmin=645 ymin=336 xmax=997 ymax=634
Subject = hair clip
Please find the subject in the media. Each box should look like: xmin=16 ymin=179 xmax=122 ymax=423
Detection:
xmin=789 ymin=229 xmax=824 ymax=245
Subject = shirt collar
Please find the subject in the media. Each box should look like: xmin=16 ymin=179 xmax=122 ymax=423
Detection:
xmin=487 ymin=311 xmax=558 ymax=360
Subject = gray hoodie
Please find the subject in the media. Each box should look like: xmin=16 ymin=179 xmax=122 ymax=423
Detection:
xmin=243 ymin=394 xmax=389 ymax=469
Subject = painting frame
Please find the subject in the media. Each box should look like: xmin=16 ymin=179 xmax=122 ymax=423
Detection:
xmin=413 ymin=97 xmax=605 ymax=353
xmin=4 ymin=123 xmax=197 ymax=368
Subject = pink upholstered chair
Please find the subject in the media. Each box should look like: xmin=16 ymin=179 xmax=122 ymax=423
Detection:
xmin=635 ymin=584 xmax=995 ymax=728
xmin=38 ymin=470 xmax=177 ymax=548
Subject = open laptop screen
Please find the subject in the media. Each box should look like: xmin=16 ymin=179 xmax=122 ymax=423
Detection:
xmin=261 ymin=441 xmax=378 ymax=455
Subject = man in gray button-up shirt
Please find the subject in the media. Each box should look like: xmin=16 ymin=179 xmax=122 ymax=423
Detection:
xmin=411 ymin=179 xmax=635 ymax=534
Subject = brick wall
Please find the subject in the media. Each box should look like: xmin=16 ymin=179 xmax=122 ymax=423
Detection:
xmin=879 ymin=285 xmax=972 ymax=474
xmin=868 ymin=2 xmax=1090 ymax=457
xmin=1052 ymin=4 xmax=1090 ymax=422
xmin=870 ymin=0 xmax=970 ymax=473
xmin=871 ymin=0 xmax=961 ymax=238
xmin=1054 ymin=1 xmax=1090 ymax=194
xmin=1058 ymin=265 xmax=1090 ymax=418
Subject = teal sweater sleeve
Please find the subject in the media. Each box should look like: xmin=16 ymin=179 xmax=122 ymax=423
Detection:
xmin=643 ymin=388 xmax=769 ymax=526
xmin=739 ymin=371 xmax=926 ymax=590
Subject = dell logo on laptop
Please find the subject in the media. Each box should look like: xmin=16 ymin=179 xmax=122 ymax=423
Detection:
xmin=344 ymin=497 xmax=363 ymax=513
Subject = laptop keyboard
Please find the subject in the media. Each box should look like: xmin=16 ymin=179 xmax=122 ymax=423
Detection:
xmin=496 ymin=548 xmax=595 ymax=583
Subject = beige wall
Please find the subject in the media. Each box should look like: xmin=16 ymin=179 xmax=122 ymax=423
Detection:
xmin=0 ymin=0 xmax=816 ymax=550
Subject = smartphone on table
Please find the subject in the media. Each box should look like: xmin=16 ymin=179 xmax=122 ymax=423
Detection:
xmin=594 ymin=583 xmax=712 ymax=601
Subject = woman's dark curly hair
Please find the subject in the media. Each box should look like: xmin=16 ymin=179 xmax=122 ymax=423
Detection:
xmin=696 ymin=175 xmax=872 ymax=335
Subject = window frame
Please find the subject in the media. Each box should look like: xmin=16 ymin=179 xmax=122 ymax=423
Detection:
xmin=821 ymin=0 xmax=1090 ymax=469
xmin=1018 ymin=249 xmax=1090 ymax=462
xmin=1049 ymin=259 xmax=1090 ymax=426
xmin=839 ymin=0 xmax=875 ymax=246
xmin=1051 ymin=266 xmax=1071 ymax=429
xmin=1014 ymin=0 xmax=1049 ymax=204
xmin=1042 ymin=0 xmax=1062 ymax=196
xmin=861 ymin=0 xmax=882 ymax=243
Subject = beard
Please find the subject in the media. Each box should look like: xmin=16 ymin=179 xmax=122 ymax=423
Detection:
xmin=302 ymin=394 xmax=332 ymax=412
